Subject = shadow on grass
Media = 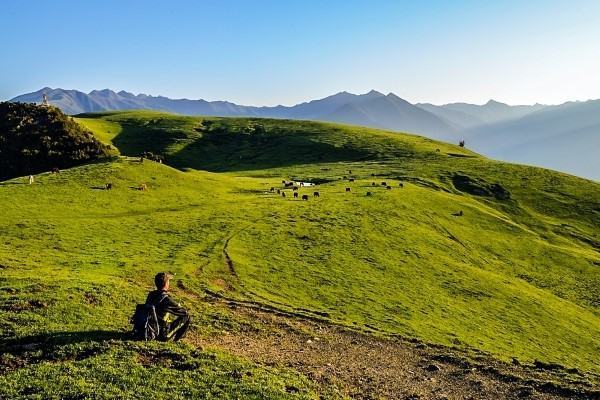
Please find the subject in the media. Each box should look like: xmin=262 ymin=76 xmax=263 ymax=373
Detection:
xmin=0 ymin=330 xmax=129 ymax=356
xmin=110 ymin=118 xmax=375 ymax=172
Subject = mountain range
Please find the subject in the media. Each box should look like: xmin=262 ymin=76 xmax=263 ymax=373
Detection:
xmin=10 ymin=87 xmax=600 ymax=180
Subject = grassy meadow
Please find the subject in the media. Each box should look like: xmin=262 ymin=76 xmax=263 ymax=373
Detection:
xmin=1 ymin=111 xmax=598 ymax=397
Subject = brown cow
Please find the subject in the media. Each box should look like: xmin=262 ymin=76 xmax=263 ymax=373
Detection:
xmin=301 ymin=195 xmax=309 ymax=201
xmin=139 ymin=183 xmax=148 ymax=191
xmin=313 ymin=192 xmax=320 ymax=197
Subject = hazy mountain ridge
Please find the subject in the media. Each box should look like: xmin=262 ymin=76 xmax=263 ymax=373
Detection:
xmin=10 ymin=88 xmax=458 ymax=140
xmin=464 ymin=99 xmax=600 ymax=180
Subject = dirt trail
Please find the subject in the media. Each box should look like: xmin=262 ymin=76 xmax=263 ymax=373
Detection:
xmin=196 ymin=234 xmax=599 ymax=399
xmin=192 ymin=303 xmax=598 ymax=400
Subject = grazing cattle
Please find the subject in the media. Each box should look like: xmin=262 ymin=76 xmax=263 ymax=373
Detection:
xmin=292 ymin=186 xmax=299 ymax=191
xmin=281 ymin=192 xmax=286 ymax=197
xmin=313 ymin=191 xmax=320 ymax=197
xmin=453 ymin=210 xmax=464 ymax=216
xmin=345 ymin=187 xmax=351 ymax=192
xmin=139 ymin=183 xmax=148 ymax=191
xmin=459 ymin=140 xmax=465 ymax=148
xmin=399 ymin=182 xmax=404 ymax=187
xmin=349 ymin=178 xmax=355 ymax=182
xmin=105 ymin=183 xmax=113 ymax=190
xmin=366 ymin=192 xmax=372 ymax=196
xmin=301 ymin=195 xmax=309 ymax=201
xmin=51 ymin=167 xmax=60 ymax=174
xmin=348 ymin=170 xmax=352 ymax=174
xmin=293 ymin=192 xmax=299 ymax=198
xmin=270 ymin=187 xmax=275 ymax=192
xmin=282 ymin=180 xmax=286 ymax=184
xmin=381 ymin=182 xmax=387 ymax=186
xmin=285 ymin=182 xmax=294 ymax=187
xmin=436 ymin=148 xmax=440 ymax=152
xmin=371 ymin=173 xmax=375 ymax=177
xmin=386 ymin=186 xmax=392 ymax=190
xmin=343 ymin=176 xmax=347 ymax=180
xmin=277 ymin=189 xmax=281 ymax=194
xmin=372 ymin=182 xmax=376 ymax=186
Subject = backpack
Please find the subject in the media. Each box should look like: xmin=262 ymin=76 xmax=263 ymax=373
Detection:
xmin=130 ymin=293 xmax=167 ymax=341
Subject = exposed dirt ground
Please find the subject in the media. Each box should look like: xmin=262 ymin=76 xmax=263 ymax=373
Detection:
xmin=193 ymin=299 xmax=600 ymax=400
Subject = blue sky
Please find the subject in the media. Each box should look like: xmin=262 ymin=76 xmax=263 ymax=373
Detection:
xmin=1 ymin=0 xmax=599 ymax=105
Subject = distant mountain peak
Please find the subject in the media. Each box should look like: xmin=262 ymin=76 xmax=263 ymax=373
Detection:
xmin=485 ymin=99 xmax=508 ymax=107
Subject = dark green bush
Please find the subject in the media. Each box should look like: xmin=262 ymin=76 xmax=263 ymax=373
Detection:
xmin=0 ymin=102 xmax=111 ymax=180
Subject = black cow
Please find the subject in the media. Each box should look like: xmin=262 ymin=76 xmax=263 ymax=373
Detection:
xmin=349 ymin=178 xmax=355 ymax=182
xmin=366 ymin=192 xmax=372 ymax=196
xmin=293 ymin=186 xmax=299 ymax=191
xmin=281 ymin=192 xmax=286 ymax=197
xmin=293 ymin=192 xmax=299 ymax=198
xmin=345 ymin=187 xmax=351 ymax=192
xmin=381 ymin=182 xmax=387 ymax=186
xmin=313 ymin=192 xmax=320 ymax=197
xmin=399 ymin=182 xmax=404 ymax=187
xmin=301 ymin=195 xmax=309 ymax=201
xmin=270 ymin=187 xmax=275 ymax=192
xmin=372 ymin=182 xmax=376 ymax=186
xmin=105 ymin=183 xmax=113 ymax=190
xmin=386 ymin=186 xmax=392 ymax=190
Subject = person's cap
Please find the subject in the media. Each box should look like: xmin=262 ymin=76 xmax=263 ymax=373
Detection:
xmin=154 ymin=272 xmax=174 ymax=289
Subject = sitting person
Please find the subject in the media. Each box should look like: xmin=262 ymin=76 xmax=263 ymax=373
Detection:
xmin=145 ymin=272 xmax=191 ymax=341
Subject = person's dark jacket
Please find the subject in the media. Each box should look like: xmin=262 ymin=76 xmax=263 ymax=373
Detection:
xmin=145 ymin=290 xmax=188 ymax=337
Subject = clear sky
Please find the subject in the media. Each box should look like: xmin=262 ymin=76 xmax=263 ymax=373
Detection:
xmin=1 ymin=0 xmax=599 ymax=105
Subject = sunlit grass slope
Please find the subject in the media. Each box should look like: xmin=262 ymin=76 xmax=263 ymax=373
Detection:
xmin=2 ymin=111 xmax=598 ymax=386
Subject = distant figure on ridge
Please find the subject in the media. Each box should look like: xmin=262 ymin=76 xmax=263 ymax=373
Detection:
xmin=28 ymin=175 xmax=34 ymax=184
xmin=133 ymin=272 xmax=191 ymax=341
xmin=459 ymin=140 xmax=465 ymax=148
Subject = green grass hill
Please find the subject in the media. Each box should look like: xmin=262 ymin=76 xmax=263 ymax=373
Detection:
xmin=1 ymin=110 xmax=598 ymax=398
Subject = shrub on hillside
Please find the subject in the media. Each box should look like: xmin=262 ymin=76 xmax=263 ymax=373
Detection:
xmin=0 ymin=102 xmax=112 ymax=180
